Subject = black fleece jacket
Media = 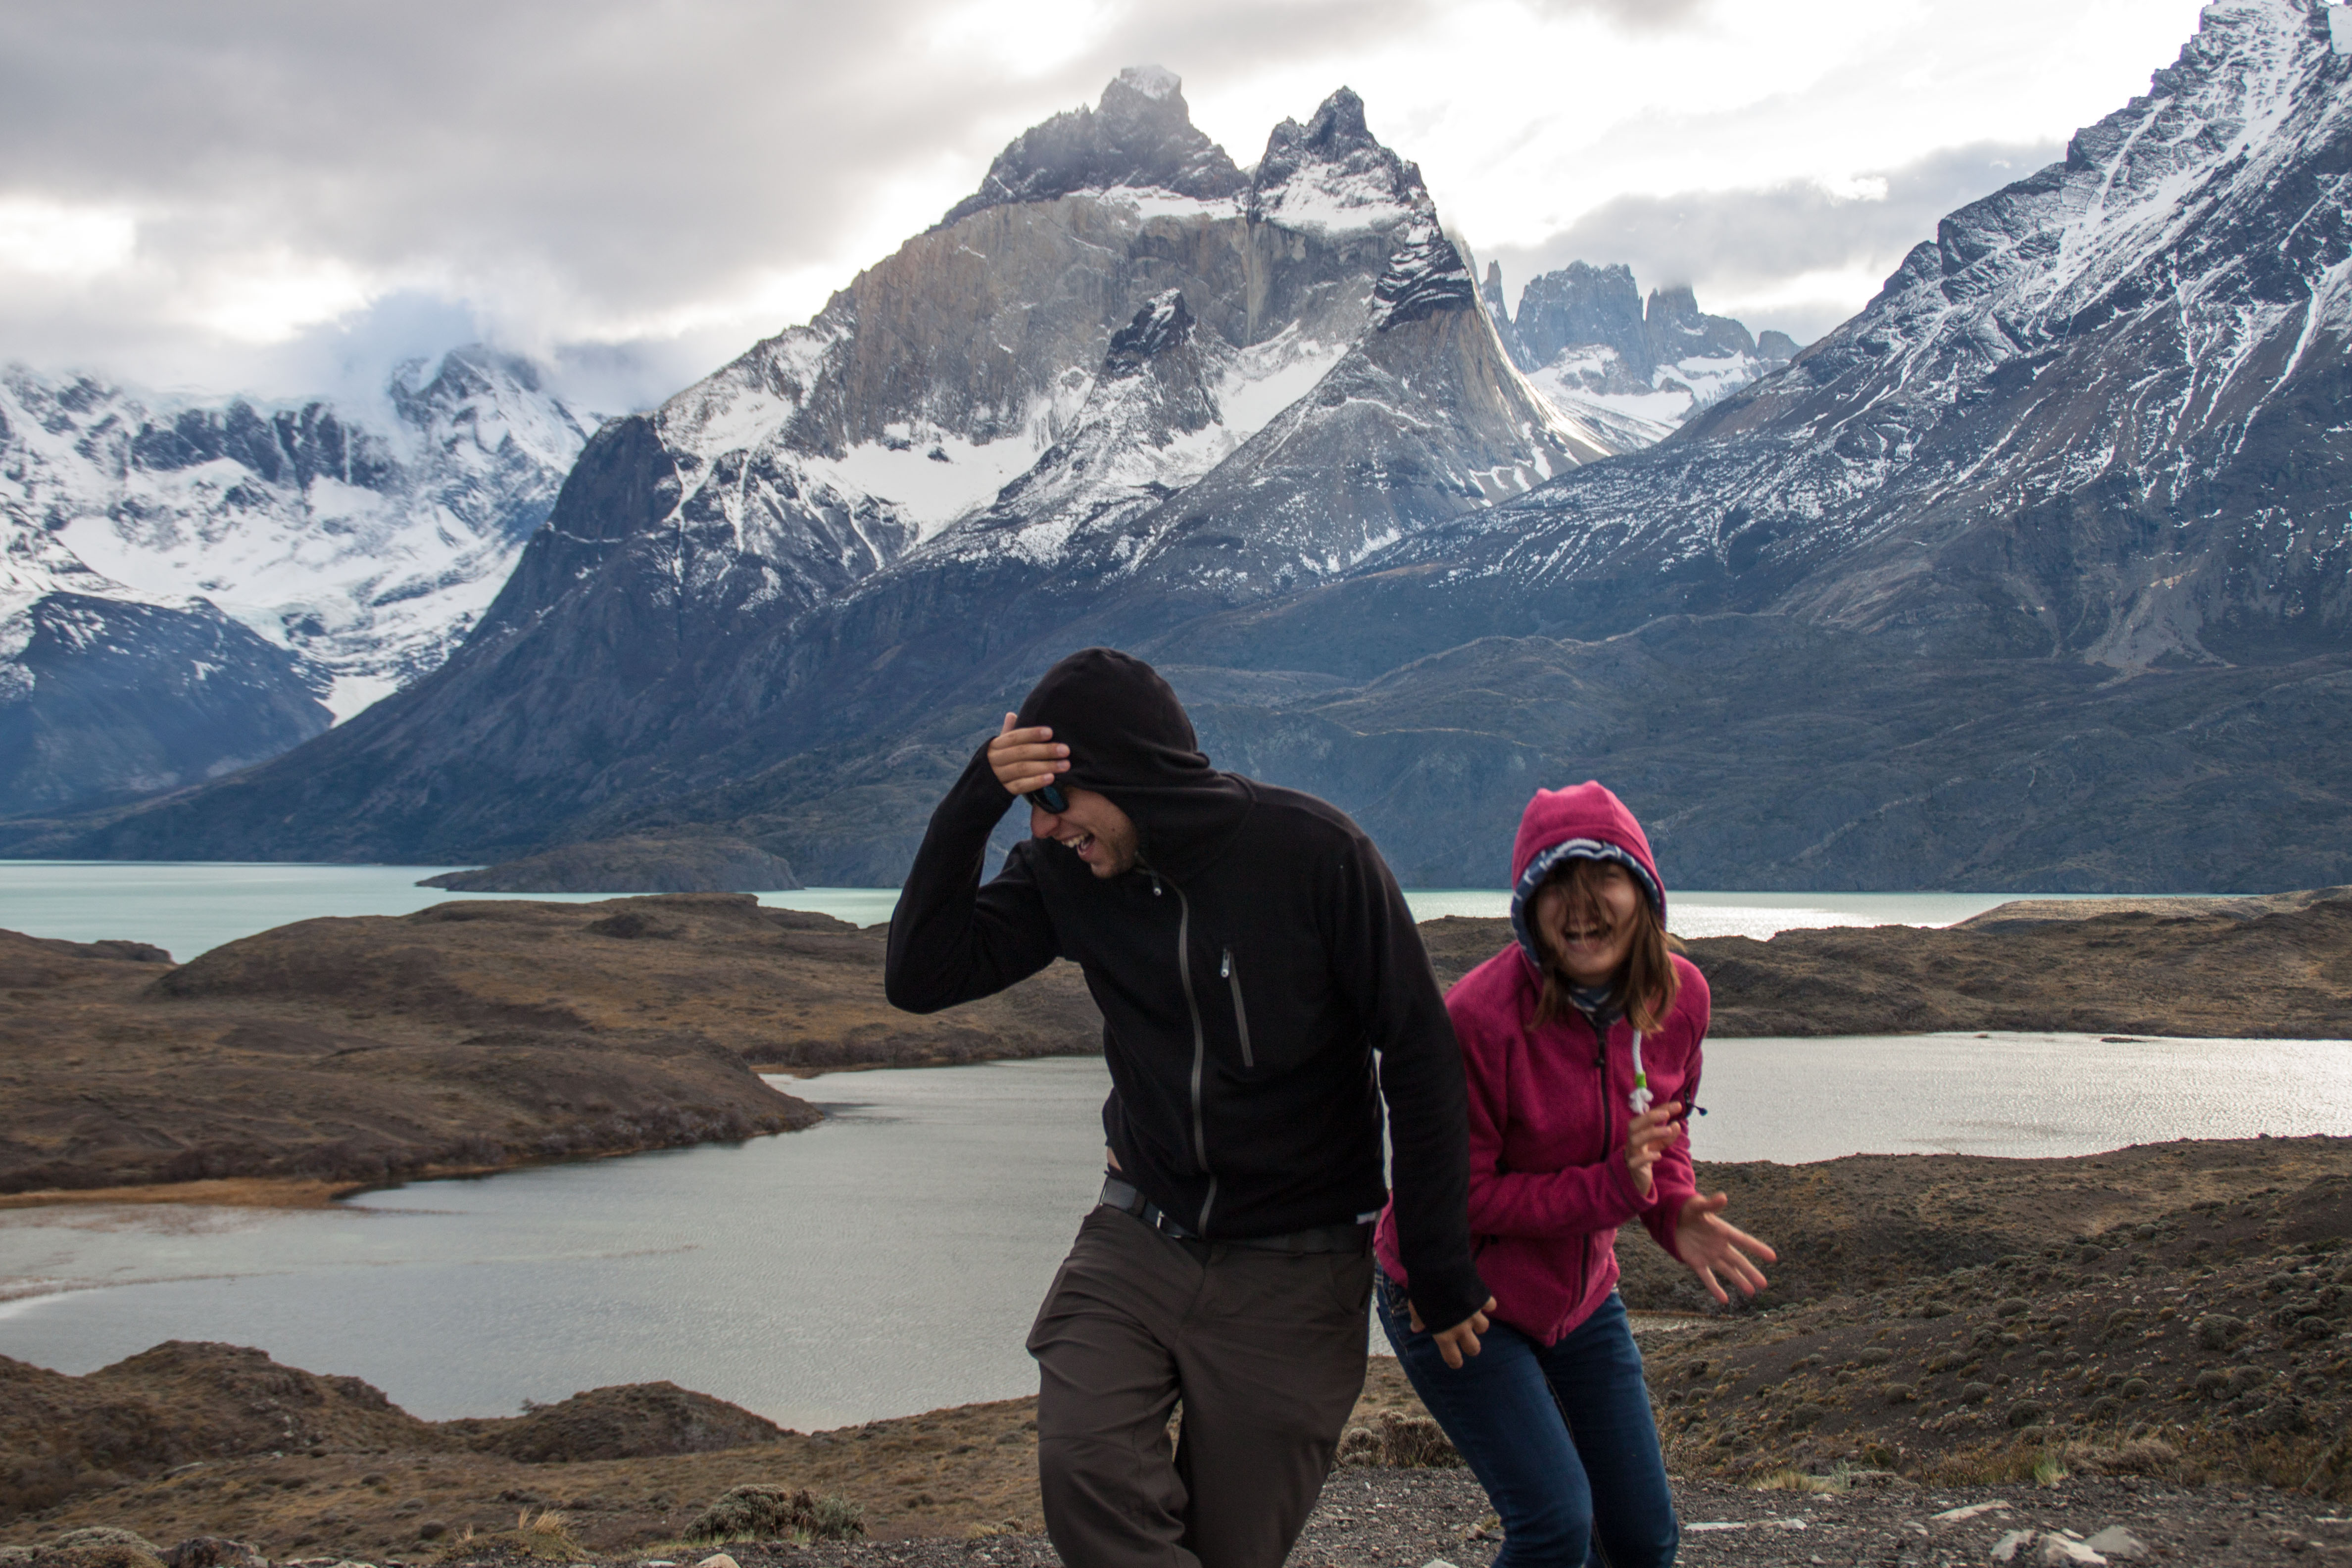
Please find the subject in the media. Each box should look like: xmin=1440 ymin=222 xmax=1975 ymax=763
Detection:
xmin=884 ymin=648 xmax=1488 ymax=1333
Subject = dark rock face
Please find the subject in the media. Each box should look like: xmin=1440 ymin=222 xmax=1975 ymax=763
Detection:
xmin=1514 ymin=260 xmax=1648 ymax=370
xmin=1246 ymin=86 xmax=1425 ymax=225
xmin=939 ymin=65 xmax=1245 ymax=225
xmin=1102 ymin=289 xmax=1195 ymax=375
xmin=1371 ymin=225 xmax=1476 ymax=329
xmin=0 ymin=593 xmax=329 ymax=818
xmin=418 ymin=836 xmax=802 ymax=894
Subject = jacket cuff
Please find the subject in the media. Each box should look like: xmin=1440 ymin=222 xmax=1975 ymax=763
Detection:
xmin=1646 ymin=1185 xmax=1697 ymax=1262
xmin=1605 ymin=1148 xmax=1662 ymax=1222
xmin=1407 ymin=1261 xmax=1492 ymax=1337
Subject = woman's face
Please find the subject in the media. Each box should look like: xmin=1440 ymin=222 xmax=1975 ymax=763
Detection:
xmin=1532 ymin=861 xmax=1643 ymax=987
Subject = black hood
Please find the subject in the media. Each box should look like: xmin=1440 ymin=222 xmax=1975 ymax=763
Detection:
xmin=1015 ymin=647 xmax=1250 ymax=881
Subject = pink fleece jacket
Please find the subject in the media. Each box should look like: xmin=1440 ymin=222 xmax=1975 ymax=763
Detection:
xmin=1375 ymin=781 xmax=1706 ymax=1346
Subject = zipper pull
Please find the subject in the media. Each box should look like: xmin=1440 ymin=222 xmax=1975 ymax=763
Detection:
xmin=1220 ymin=950 xmax=1230 ymax=979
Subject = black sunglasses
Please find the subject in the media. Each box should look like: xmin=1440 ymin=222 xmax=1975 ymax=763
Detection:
xmin=1030 ymin=780 xmax=1070 ymax=813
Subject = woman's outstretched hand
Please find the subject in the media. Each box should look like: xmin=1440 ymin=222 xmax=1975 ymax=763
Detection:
xmin=1674 ymin=1191 xmax=1776 ymax=1305
xmin=1624 ymin=1102 xmax=1682 ymax=1198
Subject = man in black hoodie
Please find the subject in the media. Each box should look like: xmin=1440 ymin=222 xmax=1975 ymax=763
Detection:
xmin=887 ymin=648 xmax=1490 ymax=1568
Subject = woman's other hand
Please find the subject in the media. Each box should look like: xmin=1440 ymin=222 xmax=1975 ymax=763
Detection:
xmin=1674 ymin=1191 xmax=1776 ymax=1305
xmin=1623 ymin=1101 xmax=1682 ymax=1198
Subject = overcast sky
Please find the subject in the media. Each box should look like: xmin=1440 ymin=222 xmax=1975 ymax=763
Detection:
xmin=0 ymin=0 xmax=2209 ymax=414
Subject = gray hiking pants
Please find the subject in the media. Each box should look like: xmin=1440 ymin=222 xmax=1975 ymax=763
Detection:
xmin=1026 ymin=1204 xmax=1373 ymax=1568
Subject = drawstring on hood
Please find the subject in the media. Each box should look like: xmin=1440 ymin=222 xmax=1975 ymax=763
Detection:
xmin=1014 ymin=647 xmax=1252 ymax=882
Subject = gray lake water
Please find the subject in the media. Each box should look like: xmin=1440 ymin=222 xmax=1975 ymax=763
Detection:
xmin=4 ymin=1034 xmax=2347 ymax=1431
xmin=0 ymin=859 xmax=2190 ymax=960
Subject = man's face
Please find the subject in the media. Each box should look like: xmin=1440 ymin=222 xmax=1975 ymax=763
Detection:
xmin=1031 ymin=786 xmax=1140 ymax=878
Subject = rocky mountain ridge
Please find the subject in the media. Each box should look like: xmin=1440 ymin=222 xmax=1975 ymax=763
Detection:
xmin=20 ymin=69 xmax=1612 ymax=866
xmin=22 ymin=3 xmax=2352 ymax=894
xmin=1481 ymin=259 xmax=1803 ymax=440
xmin=0 ymin=350 xmax=596 ymax=816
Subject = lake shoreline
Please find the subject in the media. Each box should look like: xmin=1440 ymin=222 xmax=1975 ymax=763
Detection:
xmin=5 ymin=1133 xmax=2345 ymax=1553
xmin=8 ymin=886 xmax=2352 ymax=1199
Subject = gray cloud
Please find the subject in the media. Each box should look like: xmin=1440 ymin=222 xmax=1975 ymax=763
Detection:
xmin=1523 ymin=0 xmax=1710 ymax=31
xmin=0 ymin=0 xmax=2061 ymax=409
xmin=1486 ymin=139 xmax=2065 ymax=345
xmin=0 ymin=0 xmax=1466 ymax=405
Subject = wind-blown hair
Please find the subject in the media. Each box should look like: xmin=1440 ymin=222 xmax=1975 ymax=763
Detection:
xmin=1529 ymin=857 xmax=1683 ymax=1034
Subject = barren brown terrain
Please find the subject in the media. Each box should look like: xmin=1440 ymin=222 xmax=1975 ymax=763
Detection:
xmin=4 ymin=1136 xmax=2345 ymax=1561
xmin=1420 ymin=887 xmax=2352 ymax=1038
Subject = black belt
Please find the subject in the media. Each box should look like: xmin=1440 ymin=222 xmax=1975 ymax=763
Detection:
xmin=1098 ymin=1177 xmax=1370 ymax=1255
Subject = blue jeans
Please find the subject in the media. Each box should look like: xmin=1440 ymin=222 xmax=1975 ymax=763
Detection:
xmin=1376 ymin=1272 xmax=1678 ymax=1568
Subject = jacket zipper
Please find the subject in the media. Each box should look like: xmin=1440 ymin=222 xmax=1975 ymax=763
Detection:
xmin=1578 ymin=1019 xmax=1613 ymax=1314
xmin=1170 ymin=880 xmax=1217 ymax=1232
xmin=1220 ymin=947 xmax=1254 ymax=1068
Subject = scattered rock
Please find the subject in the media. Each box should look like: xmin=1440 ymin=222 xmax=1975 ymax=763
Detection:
xmin=2040 ymin=1535 xmax=2107 ymax=1564
xmin=2082 ymin=1525 xmax=2151 ymax=1560
xmin=162 ymin=1541 xmax=260 ymax=1568
xmin=1372 ymin=1413 xmax=1461 ymax=1469
xmin=46 ymin=1536 xmax=157 ymax=1556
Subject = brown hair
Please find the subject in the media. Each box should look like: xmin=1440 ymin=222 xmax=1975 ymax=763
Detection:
xmin=1530 ymin=857 xmax=1684 ymax=1034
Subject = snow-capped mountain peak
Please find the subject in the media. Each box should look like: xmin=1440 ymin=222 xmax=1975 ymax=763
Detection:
xmin=1247 ymin=87 xmax=1431 ymax=235
xmin=3 ymin=348 xmax=597 ymax=724
xmin=938 ymin=66 xmax=1246 ymax=228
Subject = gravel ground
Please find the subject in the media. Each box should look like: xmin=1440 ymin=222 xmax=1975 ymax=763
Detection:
xmin=512 ymin=1469 xmax=2352 ymax=1567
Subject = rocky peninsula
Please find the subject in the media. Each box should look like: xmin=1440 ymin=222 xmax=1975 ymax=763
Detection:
xmin=0 ymin=894 xmax=1094 ymax=1198
xmin=416 ymin=838 xmax=802 ymax=895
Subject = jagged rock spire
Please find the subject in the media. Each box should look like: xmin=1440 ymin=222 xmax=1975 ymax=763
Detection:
xmin=1247 ymin=87 xmax=1432 ymax=231
xmin=938 ymin=67 xmax=1245 ymax=227
xmin=1372 ymin=225 xmax=1475 ymax=330
xmin=1103 ymin=290 xmax=1196 ymax=376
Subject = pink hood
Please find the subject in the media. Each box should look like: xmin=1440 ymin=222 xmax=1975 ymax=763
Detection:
xmin=1508 ymin=781 xmax=1665 ymax=978
xmin=1376 ymin=781 xmax=1706 ymax=1346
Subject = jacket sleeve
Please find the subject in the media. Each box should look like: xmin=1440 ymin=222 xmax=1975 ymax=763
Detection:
xmin=1343 ymin=842 xmax=1489 ymax=1334
xmin=1639 ymin=961 xmax=1709 ymax=1261
xmin=884 ymin=740 xmax=1063 ymax=1012
xmin=1460 ymin=1009 xmax=1658 ymax=1240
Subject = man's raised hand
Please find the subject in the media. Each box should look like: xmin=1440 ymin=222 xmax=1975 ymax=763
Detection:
xmin=1674 ymin=1191 xmax=1777 ymax=1306
xmin=987 ymin=712 xmax=1069 ymax=799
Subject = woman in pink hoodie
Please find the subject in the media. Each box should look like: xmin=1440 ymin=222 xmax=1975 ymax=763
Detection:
xmin=1372 ymin=782 xmax=1776 ymax=1568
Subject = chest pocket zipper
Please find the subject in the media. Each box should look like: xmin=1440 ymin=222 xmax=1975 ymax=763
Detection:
xmin=1220 ymin=948 xmax=1254 ymax=1069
